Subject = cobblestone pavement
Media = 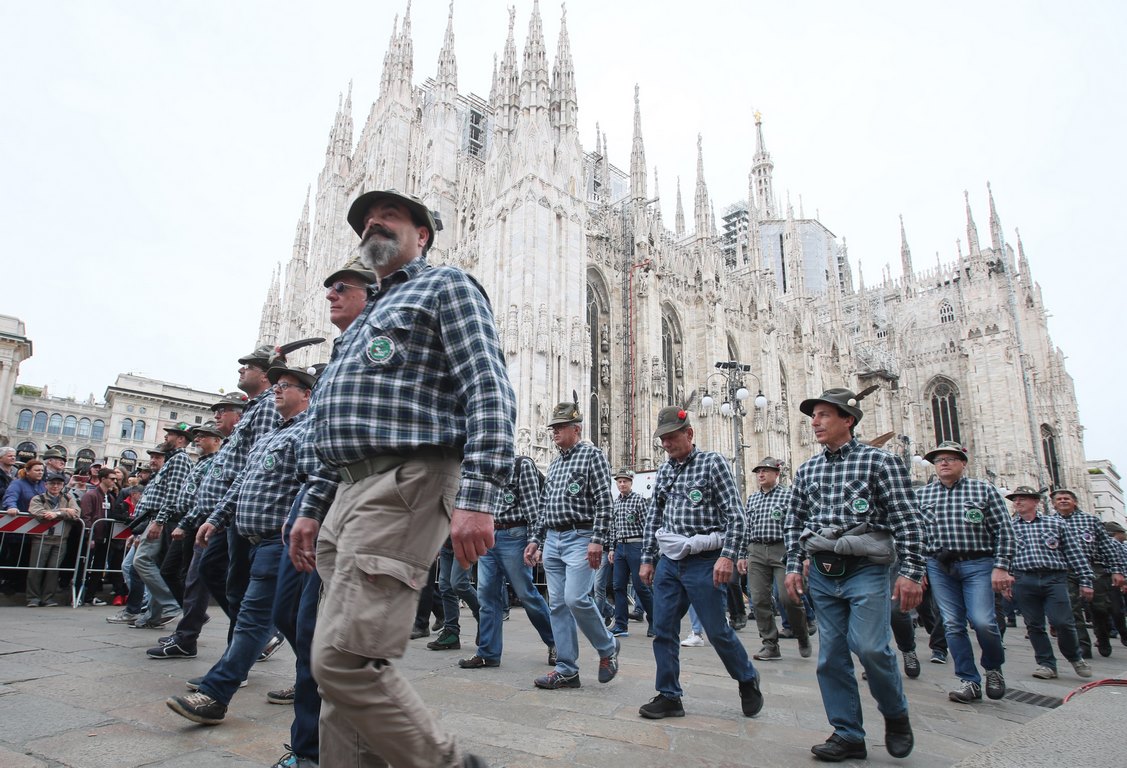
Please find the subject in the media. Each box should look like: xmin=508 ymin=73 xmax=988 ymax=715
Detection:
xmin=1 ymin=595 xmax=1123 ymax=767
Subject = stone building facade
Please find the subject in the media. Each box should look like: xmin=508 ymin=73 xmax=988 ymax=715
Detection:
xmin=257 ymin=2 xmax=1088 ymax=502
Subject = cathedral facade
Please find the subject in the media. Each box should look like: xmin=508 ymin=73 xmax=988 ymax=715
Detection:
xmin=257 ymin=2 xmax=1087 ymax=502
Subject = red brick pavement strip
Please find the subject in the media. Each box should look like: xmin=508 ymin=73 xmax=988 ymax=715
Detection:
xmin=1 ymin=596 xmax=1123 ymax=767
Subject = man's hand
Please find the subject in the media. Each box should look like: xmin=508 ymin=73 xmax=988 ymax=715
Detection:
xmin=5 ymin=508 xmax=18 ymax=517
xmin=640 ymin=563 xmax=655 ymax=586
xmin=451 ymin=508 xmax=494 ymax=568
xmin=171 ymin=526 xmax=185 ymax=541
xmin=736 ymin=558 xmax=748 ymax=575
xmin=607 ymin=550 xmax=615 ymax=565
xmin=893 ymin=576 xmax=924 ymax=612
xmin=523 ymin=542 xmax=539 ymax=568
xmin=145 ymin=521 xmax=163 ymax=541
xmin=991 ymin=567 xmax=1014 ymax=593
xmin=586 ymin=542 xmax=603 ymax=570
xmin=784 ymin=572 xmax=804 ymax=603
xmin=713 ymin=556 xmax=735 ymax=588
xmin=1080 ymin=585 xmax=1094 ymax=601
xmin=1112 ymin=572 xmax=1125 ymax=590
xmin=289 ymin=517 xmax=321 ymax=573
xmin=195 ymin=522 xmax=215 ymax=549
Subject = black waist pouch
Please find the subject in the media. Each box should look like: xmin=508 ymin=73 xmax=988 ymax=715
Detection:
xmin=810 ymin=551 xmax=867 ymax=578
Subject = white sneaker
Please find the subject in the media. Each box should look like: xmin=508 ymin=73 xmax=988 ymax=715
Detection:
xmin=680 ymin=632 xmax=705 ymax=647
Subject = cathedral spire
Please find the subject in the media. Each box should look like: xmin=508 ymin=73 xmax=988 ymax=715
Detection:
xmin=964 ymin=190 xmax=981 ymax=256
xmin=783 ymin=199 xmax=805 ymax=295
xmin=550 ymin=3 xmax=578 ymax=134
xmin=519 ymin=0 xmax=550 ymax=115
xmin=987 ymin=181 xmax=1003 ymax=253
xmin=629 ymin=85 xmax=647 ymax=201
xmin=747 ymin=169 xmax=762 ymax=272
xmin=675 ymin=176 xmax=685 ymax=236
xmin=492 ymin=7 xmax=520 ymax=135
xmin=899 ymin=214 xmax=914 ymax=283
xmin=652 ymin=166 xmax=662 ymax=220
xmin=434 ymin=1 xmax=457 ymax=106
xmin=693 ymin=134 xmax=712 ymax=237
xmin=752 ymin=110 xmax=776 ymax=218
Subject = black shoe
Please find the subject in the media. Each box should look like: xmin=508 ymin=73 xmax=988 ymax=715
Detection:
xmin=738 ymin=677 xmax=763 ymax=717
xmin=629 ymin=610 xmax=644 ymax=621
xmin=811 ymin=734 xmax=867 ymax=762
xmin=461 ymin=755 xmax=489 ymax=768
xmin=166 ymin=692 xmax=227 ymax=725
xmin=638 ymin=694 xmax=685 ymax=719
xmin=598 ymin=638 xmax=620 ymax=683
xmin=984 ymin=669 xmax=1006 ymax=700
xmin=885 ymin=715 xmax=914 ymax=758
xmin=459 ymin=654 xmax=500 ymax=669
xmin=257 ymin=632 xmax=286 ymax=662
xmin=147 ymin=641 xmax=197 ymax=659
xmin=1098 ymin=643 xmax=1112 ymax=658
xmin=902 ymin=651 xmax=920 ymax=679
xmin=427 ymin=630 xmax=460 ymax=650
xmin=730 ymin=615 xmax=747 ymax=631
xmin=410 ymin=623 xmax=429 ymax=640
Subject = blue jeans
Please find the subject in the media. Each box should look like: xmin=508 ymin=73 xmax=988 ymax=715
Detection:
xmin=651 ymin=551 xmax=758 ymax=699
xmin=612 ymin=541 xmax=653 ymax=632
xmin=926 ymin=557 xmax=1005 ymax=683
xmin=437 ymin=544 xmax=479 ymax=634
xmin=133 ymin=534 xmax=179 ymax=621
xmin=1013 ymin=570 xmax=1082 ymax=670
xmin=476 ymin=526 xmax=554 ymax=660
xmin=200 ymin=536 xmax=282 ymax=706
xmin=593 ymin=550 xmax=612 ymax=620
xmin=122 ymin=543 xmax=147 ymax=614
xmin=542 ymin=529 xmax=615 ymax=676
xmin=808 ymin=562 xmax=908 ymax=743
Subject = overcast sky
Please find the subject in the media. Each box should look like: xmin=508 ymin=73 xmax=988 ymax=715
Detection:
xmin=2 ymin=0 xmax=1123 ymax=467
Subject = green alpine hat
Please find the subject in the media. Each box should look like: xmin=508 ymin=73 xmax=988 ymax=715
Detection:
xmin=1103 ymin=520 xmax=1126 ymax=535
xmin=323 ymin=255 xmax=378 ymax=288
xmin=752 ymin=457 xmax=784 ymax=473
xmin=346 ymin=189 xmax=443 ymax=255
xmin=654 ymin=406 xmax=691 ymax=438
xmin=924 ymin=441 xmax=968 ymax=464
xmin=190 ymin=420 xmax=224 ymax=439
xmin=614 ymin=468 xmax=635 ymax=480
xmin=267 ymin=365 xmax=318 ymax=391
xmin=163 ymin=422 xmax=193 ymax=441
xmin=547 ymin=400 xmax=582 ymax=427
xmin=1005 ymin=486 xmax=1042 ymax=501
xmin=799 ymin=387 xmax=872 ymax=424
xmin=211 ymin=392 xmax=249 ymax=412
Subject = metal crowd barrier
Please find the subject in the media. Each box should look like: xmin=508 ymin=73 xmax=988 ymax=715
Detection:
xmin=0 ymin=514 xmax=87 ymax=608
xmin=74 ymin=517 xmax=133 ymax=607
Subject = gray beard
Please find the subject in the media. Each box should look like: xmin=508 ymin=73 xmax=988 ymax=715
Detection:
xmin=358 ymin=237 xmax=399 ymax=270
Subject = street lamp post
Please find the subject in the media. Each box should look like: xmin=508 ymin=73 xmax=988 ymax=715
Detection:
xmin=701 ymin=361 xmax=768 ymax=497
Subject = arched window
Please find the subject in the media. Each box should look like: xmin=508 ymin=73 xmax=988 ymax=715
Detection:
xmin=32 ymin=411 xmax=48 ymax=433
xmin=928 ymin=377 xmax=961 ymax=445
xmin=661 ymin=305 xmax=684 ymax=407
xmin=120 ymin=418 xmax=133 ymax=439
xmin=133 ymin=420 xmax=146 ymax=441
xmin=77 ymin=418 xmax=92 ymax=438
xmin=1041 ymin=424 xmax=1062 ymax=489
xmin=17 ymin=409 xmax=32 ymax=431
xmin=47 ymin=413 xmax=63 ymax=435
xmin=63 ymin=415 xmax=78 ymax=437
xmin=939 ymin=300 xmax=955 ymax=324
xmin=91 ymin=419 xmax=106 ymax=441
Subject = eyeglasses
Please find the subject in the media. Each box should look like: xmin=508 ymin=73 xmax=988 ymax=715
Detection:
xmin=272 ymin=382 xmax=307 ymax=392
xmin=932 ymin=457 xmax=963 ymax=465
xmin=328 ymin=281 xmax=363 ymax=294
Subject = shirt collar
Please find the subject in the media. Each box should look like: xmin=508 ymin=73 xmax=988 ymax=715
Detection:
xmin=668 ymin=446 xmax=699 ymax=468
xmin=823 ymin=437 xmax=859 ymax=461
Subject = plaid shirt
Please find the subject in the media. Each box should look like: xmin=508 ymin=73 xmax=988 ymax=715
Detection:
xmin=641 ymin=447 xmax=746 ymax=565
xmin=745 ymin=484 xmax=793 ymax=545
xmin=495 ymin=457 xmax=542 ymax=527
xmin=176 ymin=389 xmax=279 ymax=531
xmin=784 ymin=438 xmax=925 ymax=581
xmin=1057 ymin=510 xmax=1127 ymax=573
xmin=209 ymin=411 xmax=310 ymax=538
xmin=176 ymin=451 xmax=218 ymax=523
xmin=140 ymin=448 xmax=192 ymax=525
xmin=530 ymin=441 xmax=613 ymax=547
xmin=1011 ymin=512 xmax=1094 ymax=587
xmin=915 ymin=476 xmax=1014 ymax=570
xmin=609 ymin=491 xmax=648 ymax=547
xmin=299 ymin=257 xmax=515 ymax=522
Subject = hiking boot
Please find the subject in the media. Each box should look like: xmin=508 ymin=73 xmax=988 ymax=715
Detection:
xmin=1032 ymin=665 xmax=1057 ymax=679
xmin=166 ymin=692 xmax=227 ymax=725
xmin=267 ymin=686 xmax=296 ymax=705
xmin=547 ymin=645 xmax=557 ymax=666
xmin=885 ymin=715 xmax=914 ymax=758
xmin=106 ymin=609 xmax=141 ymax=624
xmin=753 ymin=644 xmax=781 ymax=660
xmin=598 ymin=638 xmax=620 ymax=683
xmin=902 ymin=651 xmax=920 ymax=679
xmin=147 ymin=641 xmax=197 ymax=659
xmin=427 ymin=630 xmax=460 ymax=650
xmin=798 ymin=638 xmax=813 ymax=658
xmin=459 ymin=654 xmax=500 ymax=669
xmin=948 ymin=679 xmax=982 ymax=703
xmin=984 ymin=668 xmax=1006 ymax=700
xmin=410 ymin=623 xmax=429 ymax=639
xmin=1072 ymin=658 xmax=1093 ymax=678
xmin=811 ymin=733 xmax=867 ymax=762
xmin=534 ymin=670 xmax=580 ymax=689
xmin=738 ymin=677 xmax=764 ymax=717
xmin=258 ymin=632 xmax=286 ymax=662
xmin=638 ymin=694 xmax=685 ymax=719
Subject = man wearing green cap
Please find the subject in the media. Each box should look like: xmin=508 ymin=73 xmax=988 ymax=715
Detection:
xmin=784 ymin=387 xmax=921 ymax=761
xmin=916 ymin=441 xmax=1014 ymax=704
xmin=608 ymin=468 xmax=654 ymax=637
xmin=523 ymin=400 xmax=618 ymax=690
xmin=637 ymin=405 xmax=763 ymax=721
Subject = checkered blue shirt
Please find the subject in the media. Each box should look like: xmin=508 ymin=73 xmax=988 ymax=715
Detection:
xmin=745 ymin=484 xmax=793 ymax=545
xmin=176 ymin=390 xmax=279 ymax=531
xmin=176 ymin=451 xmax=218 ymax=522
xmin=530 ymin=441 xmax=613 ymax=547
xmin=641 ymin=447 xmax=746 ymax=565
xmin=1011 ymin=512 xmax=1094 ymax=587
xmin=609 ymin=491 xmax=648 ymax=547
xmin=495 ymin=457 xmax=542 ymax=527
xmin=784 ymin=439 xmax=925 ymax=581
xmin=299 ymin=257 xmax=515 ymax=522
xmin=141 ymin=448 xmax=192 ymax=525
xmin=209 ymin=411 xmax=310 ymax=538
xmin=1057 ymin=509 xmax=1127 ymax=573
xmin=915 ymin=476 xmax=1014 ymax=571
